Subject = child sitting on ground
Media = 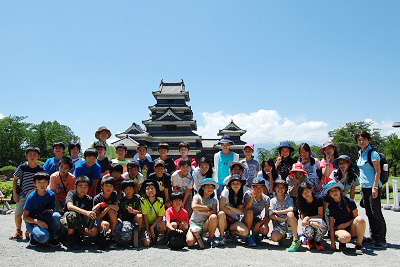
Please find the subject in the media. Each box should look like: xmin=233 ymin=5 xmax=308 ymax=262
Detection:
xmin=269 ymin=178 xmax=300 ymax=252
xmin=165 ymin=192 xmax=189 ymax=244
xmin=325 ymin=181 xmax=365 ymax=254
xmin=102 ymin=163 xmax=125 ymax=197
xmin=23 ymin=172 xmax=61 ymax=247
xmin=140 ymin=180 xmax=167 ymax=247
xmin=192 ymin=157 xmax=214 ymax=192
xmin=93 ymin=177 xmax=119 ymax=250
xmin=171 ymin=159 xmax=194 ymax=217
xmin=123 ymin=162 xmax=144 ymax=194
xmin=48 ymin=157 xmax=76 ymax=213
xmin=63 ymin=176 xmax=98 ymax=249
xmin=74 ymin=148 xmax=101 ymax=197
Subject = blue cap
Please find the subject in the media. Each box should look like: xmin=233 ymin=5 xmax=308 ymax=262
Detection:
xmin=333 ymin=155 xmax=352 ymax=168
xmin=252 ymin=177 xmax=266 ymax=186
xmin=218 ymin=135 xmax=235 ymax=145
xmin=199 ymin=178 xmax=219 ymax=190
xmin=323 ymin=181 xmax=345 ymax=196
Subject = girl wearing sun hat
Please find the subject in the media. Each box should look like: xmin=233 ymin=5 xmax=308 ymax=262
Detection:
xmin=88 ymin=126 xmax=118 ymax=159
xmin=319 ymin=141 xmax=339 ymax=185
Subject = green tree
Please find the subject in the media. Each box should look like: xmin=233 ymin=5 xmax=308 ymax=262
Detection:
xmin=257 ymin=148 xmax=275 ymax=162
xmin=28 ymin=121 xmax=80 ymax=159
xmin=0 ymin=116 xmax=31 ymax=167
xmin=383 ymin=133 xmax=400 ymax=176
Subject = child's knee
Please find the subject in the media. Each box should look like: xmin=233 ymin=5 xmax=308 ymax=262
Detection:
xmin=287 ymin=211 xmax=295 ymax=219
xmin=261 ymin=225 xmax=269 ymax=236
xmin=186 ymin=238 xmax=195 ymax=247
xmin=337 ymin=232 xmax=351 ymax=243
xmin=354 ymin=216 xmax=365 ymax=225
xmin=34 ymin=229 xmax=50 ymax=243
xmin=218 ymin=211 xmax=225 ymax=217
xmin=108 ymin=209 xmax=117 ymax=217
xmin=271 ymin=231 xmax=282 ymax=242
xmin=209 ymin=214 xmax=218 ymax=221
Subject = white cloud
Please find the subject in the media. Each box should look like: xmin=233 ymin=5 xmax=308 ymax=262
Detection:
xmin=0 ymin=113 xmax=4 ymax=119
xmin=365 ymin=119 xmax=400 ymax=136
xmin=196 ymin=109 xmax=330 ymax=145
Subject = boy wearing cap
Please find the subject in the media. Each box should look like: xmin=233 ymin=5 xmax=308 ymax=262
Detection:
xmin=88 ymin=126 xmax=117 ymax=160
xmin=325 ymin=181 xmax=365 ymax=254
xmin=112 ymin=144 xmax=130 ymax=173
xmin=43 ymin=142 xmax=65 ymax=176
xmin=148 ymin=159 xmax=172 ymax=207
xmin=269 ymin=179 xmax=300 ymax=252
xmin=214 ymin=135 xmax=239 ymax=198
xmin=165 ymin=192 xmax=189 ymax=234
xmin=240 ymin=143 xmax=259 ymax=191
xmin=133 ymin=143 xmax=154 ymax=180
xmin=243 ymin=178 xmax=270 ymax=245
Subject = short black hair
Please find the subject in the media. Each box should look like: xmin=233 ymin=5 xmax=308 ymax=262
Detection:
xmin=52 ymin=142 xmax=65 ymax=150
xmin=101 ymin=176 xmax=116 ymax=187
xmin=140 ymin=180 xmax=160 ymax=198
xmin=127 ymin=162 xmax=140 ymax=170
xmin=110 ymin=163 xmax=123 ymax=174
xmin=75 ymin=175 xmax=90 ymax=186
xmin=116 ymin=144 xmax=127 ymax=151
xmin=179 ymin=158 xmax=191 ymax=168
xmin=170 ymin=192 xmax=184 ymax=201
xmin=33 ymin=172 xmax=50 ymax=183
xmin=178 ymin=142 xmax=190 ymax=151
xmin=60 ymin=157 xmax=73 ymax=169
xmin=25 ymin=146 xmax=40 ymax=155
xmin=137 ymin=143 xmax=148 ymax=150
xmin=67 ymin=142 xmax=81 ymax=155
xmin=354 ymin=131 xmax=371 ymax=143
xmin=158 ymin=143 xmax=170 ymax=151
xmin=94 ymin=141 xmax=107 ymax=150
xmin=121 ymin=180 xmax=136 ymax=191
xmin=84 ymin=148 xmax=98 ymax=159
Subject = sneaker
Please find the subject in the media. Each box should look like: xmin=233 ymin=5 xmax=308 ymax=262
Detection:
xmin=278 ymin=237 xmax=286 ymax=246
xmin=363 ymin=237 xmax=374 ymax=245
xmin=29 ymin=236 xmax=40 ymax=247
xmin=208 ymin=237 xmax=218 ymax=248
xmin=299 ymin=234 xmax=307 ymax=245
xmin=315 ymin=242 xmax=325 ymax=251
xmin=339 ymin=242 xmax=347 ymax=251
xmin=193 ymin=231 xmax=204 ymax=249
xmin=307 ymin=240 xmax=315 ymax=249
xmin=10 ymin=230 xmax=23 ymax=240
xmin=246 ymin=236 xmax=256 ymax=247
xmin=47 ymin=238 xmax=61 ymax=247
xmin=230 ymin=233 xmax=238 ymax=243
xmin=253 ymin=233 xmax=262 ymax=244
xmin=355 ymin=244 xmax=364 ymax=255
xmin=288 ymin=239 xmax=301 ymax=252
xmin=372 ymin=241 xmax=387 ymax=250
xmin=216 ymin=236 xmax=226 ymax=246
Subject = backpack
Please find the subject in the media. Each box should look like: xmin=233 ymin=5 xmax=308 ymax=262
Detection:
xmin=167 ymin=230 xmax=186 ymax=250
xmin=367 ymin=149 xmax=389 ymax=185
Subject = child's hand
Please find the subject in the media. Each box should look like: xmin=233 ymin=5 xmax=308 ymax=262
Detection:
xmin=276 ymin=156 xmax=282 ymax=165
xmin=127 ymin=207 xmax=140 ymax=214
xmin=302 ymin=217 xmax=310 ymax=226
xmin=85 ymin=211 xmax=97 ymax=219
xmin=250 ymin=189 xmax=256 ymax=199
xmin=175 ymin=229 xmax=183 ymax=234
xmin=149 ymin=227 xmax=156 ymax=239
xmin=109 ymin=205 xmax=119 ymax=211
xmin=36 ymin=220 xmax=48 ymax=229
xmin=84 ymin=227 xmax=96 ymax=235
xmin=337 ymin=223 xmax=347 ymax=230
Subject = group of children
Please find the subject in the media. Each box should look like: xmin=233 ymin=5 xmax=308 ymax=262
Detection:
xmin=10 ymin=128 xmax=372 ymax=255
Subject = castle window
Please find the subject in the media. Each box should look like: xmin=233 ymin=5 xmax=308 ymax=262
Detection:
xmin=166 ymin=125 xmax=177 ymax=131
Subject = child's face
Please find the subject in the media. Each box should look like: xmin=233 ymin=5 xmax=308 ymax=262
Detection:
xmin=98 ymin=131 xmax=109 ymax=142
xmin=172 ymin=198 xmax=183 ymax=209
xmin=274 ymin=183 xmax=287 ymax=196
xmin=116 ymin=148 xmax=127 ymax=158
xmin=243 ymin=147 xmax=253 ymax=158
xmin=59 ymin=163 xmax=70 ymax=175
xmin=137 ymin=147 xmax=147 ymax=157
xmin=300 ymin=148 xmax=310 ymax=159
xmin=158 ymin=148 xmax=168 ymax=157
xmin=301 ymin=188 xmax=313 ymax=200
xmin=128 ymin=167 xmax=139 ymax=178
xmin=34 ymin=179 xmax=49 ymax=191
xmin=230 ymin=180 xmax=242 ymax=192
xmin=338 ymin=160 xmax=351 ymax=172
xmin=180 ymin=164 xmax=191 ymax=175
xmin=199 ymin=163 xmax=210 ymax=175
xmin=145 ymin=185 xmax=156 ymax=197
xmin=179 ymin=147 xmax=189 ymax=158
xmin=231 ymin=165 xmax=243 ymax=175
xmin=221 ymin=143 xmax=232 ymax=151
xmin=203 ymin=184 xmax=215 ymax=196
xmin=280 ymin=147 xmax=290 ymax=158
xmin=102 ymin=183 xmax=114 ymax=195
xmin=70 ymin=147 xmax=80 ymax=158
xmin=328 ymin=187 xmax=342 ymax=202
xmin=85 ymin=156 xmax=97 ymax=167
xmin=123 ymin=186 xmax=135 ymax=198
xmin=96 ymin=147 xmax=106 ymax=157
xmin=76 ymin=182 xmax=89 ymax=196
xmin=323 ymin=146 xmax=335 ymax=157
xmin=155 ymin=165 xmax=165 ymax=176
xmin=111 ymin=171 xmax=121 ymax=179
xmin=53 ymin=146 xmax=64 ymax=157
xmin=26 ymin=151 xmax=39 ymax=163
xmin=252 ymin=185 xmax=264 ymax=194
xmin=293 ymin=171 xmax=303 ymax=180
xmin=263 ymin=163 xmax=272 ymax=173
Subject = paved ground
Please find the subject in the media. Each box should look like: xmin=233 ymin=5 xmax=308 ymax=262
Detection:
xmin=1 ymin=206 xmax=399 ymax=267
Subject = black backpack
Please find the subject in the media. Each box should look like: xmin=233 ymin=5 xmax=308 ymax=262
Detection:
xmin=167 ymin=230 xmax=186 ymax=250
xmin=367 ymin=149 xmax=389 ymax=185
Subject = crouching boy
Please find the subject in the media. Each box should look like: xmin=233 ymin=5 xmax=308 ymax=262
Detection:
xmin=23 ymin=172 xmax=61 ymax=247
xmin=62 ymin=176 xmax=98 ymax=249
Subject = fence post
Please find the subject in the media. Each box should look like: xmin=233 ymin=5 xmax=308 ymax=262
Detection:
xmin=392 ymin=180 xmax=400 ymax=212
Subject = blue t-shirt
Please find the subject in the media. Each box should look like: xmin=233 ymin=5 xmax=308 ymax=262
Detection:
xmin=23 ymin=190 xmax=56 ymax=218
xmin=357 ymin=145 xmax=381 ymax=188
xmin=74 ymin=161 xmax=101 ymax=186
xmin=218 ymin=152 xmax=234 ymax=185
xmin=43 ymin=157 xmax=61 ymax=176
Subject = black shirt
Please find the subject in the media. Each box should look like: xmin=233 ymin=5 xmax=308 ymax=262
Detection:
xmin=118 ymin=195 xmax=141 ymax=221
xmin=93 ymin=191 xmax=118 ymax=213
xmin=327 ymin=196 xmax=357 ymax=227
xmin=64 ymin=190 xmax=93 ymax=212
xmin=277 ymin=157 xmax=297 ymax=180
xmin=98 ymin=157 xmax=112 ymax=174
xmin=155 ymin=157 xmax=176 ymax=175
xmin=147 ymin=172 xmax=172 ymax=200
xmin=299 ymin=195 xmax=323 ymax=217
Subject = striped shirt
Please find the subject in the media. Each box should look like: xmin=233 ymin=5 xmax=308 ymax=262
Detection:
xmin=13 ymin=163 xmax=44 ymax=197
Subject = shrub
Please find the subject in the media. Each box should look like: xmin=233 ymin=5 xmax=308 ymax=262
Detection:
xmin=0 ymin=182 xmax=13 ymax=198
xmin=0 ymin=166 xmax=17 ymax=178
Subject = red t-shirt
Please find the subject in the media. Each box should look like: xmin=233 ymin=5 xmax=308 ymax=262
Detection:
xmin=165 ymin=207 xmax=189 ymax=223
xmin=174 ymin=158 xmax=197 ymax=170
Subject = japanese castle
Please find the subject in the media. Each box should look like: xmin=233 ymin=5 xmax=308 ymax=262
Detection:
xmin=112 ymin=80 xmax=247 ymax=160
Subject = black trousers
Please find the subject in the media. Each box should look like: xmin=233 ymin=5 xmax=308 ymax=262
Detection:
xmin=361 ymin=188 xmax=387 ymax=242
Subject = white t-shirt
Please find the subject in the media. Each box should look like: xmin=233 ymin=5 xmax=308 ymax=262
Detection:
xmin=171 ymin=170 xmax=193 ymax=193
xmin=221 ymin=188 xmax=242 ymax=220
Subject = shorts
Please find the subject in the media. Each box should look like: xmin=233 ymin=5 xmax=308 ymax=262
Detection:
xmin=240 ymin=214 xmax=263 ymax=227
xmin=15 ymin=196 xmax=27 ymax=216
xmin=272 ymin=220 xmax=288 ymax=236
xmin=226 ymin=215 xmax=239 ymax=228
xmin=334 ymin=225 xmax=351 ymax=233
xmin=189 ymin=222 xmax=205 ymax=233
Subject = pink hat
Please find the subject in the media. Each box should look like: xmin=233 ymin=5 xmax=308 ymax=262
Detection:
xmin=243 ymin=143 xmax=254 ymax=151
xmin=288 ymin=163 xmax=308 ymax=178
xmin=319 ymin=141 xmax=338 ymax=154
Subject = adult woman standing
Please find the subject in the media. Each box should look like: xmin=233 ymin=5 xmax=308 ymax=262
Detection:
xmin=355 ymin=131 xmax=386 ymax=249
xmin=88 ymin=126 xmax=118 ymax=160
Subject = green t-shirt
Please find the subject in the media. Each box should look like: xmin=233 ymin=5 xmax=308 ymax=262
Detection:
xmin=88 ymin=141 xmax=118 ymax=160
xmin=140 ymin=197 xmax=165 ymax=225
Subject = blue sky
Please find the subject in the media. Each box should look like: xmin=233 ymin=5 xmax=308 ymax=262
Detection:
xmin=1 ymin=1 xmax=399 ymax=150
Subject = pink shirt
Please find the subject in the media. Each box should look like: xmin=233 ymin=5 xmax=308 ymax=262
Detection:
xmin=320 ymin=159 xmax=337 ymax=184
xmin=165 ymin=207 xmax=189 ymax=224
